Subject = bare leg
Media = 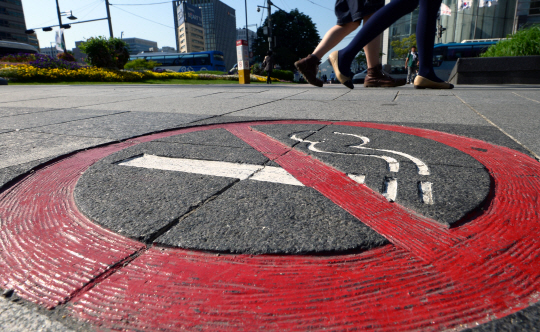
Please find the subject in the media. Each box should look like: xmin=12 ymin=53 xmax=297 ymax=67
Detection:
xmin=312 ymin=21 xmax=360 ymax=60
xmin=362 ymin=14 xmax=382 ymax=68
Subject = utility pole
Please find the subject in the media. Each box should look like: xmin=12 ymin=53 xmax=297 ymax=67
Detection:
xmin=245 ymin=0 xmax=249 ymax=58
xmin=105 ymin=0 xmax=114 ymax=38
xmin=55 ymin=0 xmax=67 ymax=52
xmin=267 ymin=0 xmax=272 ymax=52
xmin=173 ymin=1 xmax=179 ymax=52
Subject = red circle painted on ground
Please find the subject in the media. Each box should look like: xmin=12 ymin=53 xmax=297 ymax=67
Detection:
xmin=0 ymin=120 xmax=539 ymax=331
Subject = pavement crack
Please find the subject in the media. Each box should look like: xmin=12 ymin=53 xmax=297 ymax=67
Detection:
xmin=145 ymin=180 xmax=241 ymax=245
xmin=392 ymin=91 xmax=400 ymax=102
xmin=61 ymin=246 xmax=148 ymax=307
xmin=192 ymin=91 xmax=226 ymax=98
xmin=454 ymin=94 xmax=540 ymax=161
xmin=512 ymin=92 xmax=540 ymax=104
xmin=332 ymin=90 xmax=351 ymax=101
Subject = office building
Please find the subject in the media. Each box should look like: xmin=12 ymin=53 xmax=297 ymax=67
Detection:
xmin=236 ymin=28 xmax=256 ymax=61
xmin=121 ymin=37 xmax=159 ymax=55
xmin=0 ymin=0 xmax=29 ymax=44
xmin=184 ymin=0 xmax=237 ymax=70
xmin=41 ymin=46 xmax=61 ymax=58
xmin=161 ymin=46 xmax=176 ymax=52
xmin=176 ymin=1 xmax=205 ymax=53
xmin=382 ymin=0 xmax=540 ymax=66
xmin=73 ymin=41 xmax=87 ymax=63
xmin=27 ymin=32 xmax=39 ymax=49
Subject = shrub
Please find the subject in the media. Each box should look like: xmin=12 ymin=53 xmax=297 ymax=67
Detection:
xmin=251 ymin=62 xmax=265 ymax=75
xmin=124 ymin=58 xmax=161 ymax=71
xmin=481 ymin=25 xmax=540 ymax=57
xmin=29 ymin=54 xmax=81 ymax=70
xmin=0 ymin=53 xmax=37 ymax=63
xmin=57 ymin=52 xmax=76 ymax=62
xmin=263 ymin=69 xmax=294 ymax=81
xmin=79 ymin=36 xmax=130 ymax=69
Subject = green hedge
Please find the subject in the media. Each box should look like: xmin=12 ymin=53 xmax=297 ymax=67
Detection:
xmin=263 ymin=69 xmax=294 ymax=81
xmin=482 ymin=25 xmax=540 ymax=57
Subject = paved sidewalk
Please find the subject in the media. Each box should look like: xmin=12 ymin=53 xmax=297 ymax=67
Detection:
xmin=1 ymin=83 xmax=539 ymax=331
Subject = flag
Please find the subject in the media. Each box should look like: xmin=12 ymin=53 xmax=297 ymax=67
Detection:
xmin=441 ymin=3 xmax=452 ymax=16
xmin=458 ymin=0 xmax=472 ymax=11
xmin=55 ymin=29 xmax=65 ymax=51
xmin=479 ymin=0 xmax=498 ymax=7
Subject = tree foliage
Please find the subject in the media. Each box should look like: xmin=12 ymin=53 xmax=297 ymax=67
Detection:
xmin=390 ymin=34 xmax=417 ymax=60
xmin=79 ymin=36 xmax=130 ymax=69
xmin=252 ymin=9 xmax=320 ymax=71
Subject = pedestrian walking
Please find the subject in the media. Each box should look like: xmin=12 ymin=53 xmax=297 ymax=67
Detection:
xmin=405 ymin=46 xmax=419 ymax=84
xmin=262 ymin=51 xmax=274 ymax=84
xmin=328 ymin=0 xmax=453 ymax=89
xmin=295 ymin=0 xmax=405 ymax=89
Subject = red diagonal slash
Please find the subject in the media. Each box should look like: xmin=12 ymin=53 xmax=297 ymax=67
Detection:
xmin=226 ymin=124 xmax=464 ymax=262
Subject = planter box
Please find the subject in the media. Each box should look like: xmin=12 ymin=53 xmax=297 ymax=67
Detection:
xmin=448 ymin=56 xmax=540 ymax=85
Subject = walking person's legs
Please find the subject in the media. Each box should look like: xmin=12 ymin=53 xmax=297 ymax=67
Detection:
xmin=413 ymin=0 xmax=453 ymax=88
xmin=267 ymin=69 xmax=272 ymax=84
xmin=330 ymin=0 xmax=419 ymax=88
xmin=407 ymin=66 xmax=413 ymax=84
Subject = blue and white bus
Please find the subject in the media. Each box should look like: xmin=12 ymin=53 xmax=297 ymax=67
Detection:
xmin=129 ymin=51 xmax=226 ymax=72
xmin=432 ymin=40 xmax=501 ymax=81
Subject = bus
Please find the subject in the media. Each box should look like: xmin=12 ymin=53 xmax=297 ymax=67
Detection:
xmin=129 ymin=51 xmax=226 ymax=72
xmin=432 ymin=41 xmax=499 ymax=81
xmin=0 ymin=40 xmax=39 ymax=56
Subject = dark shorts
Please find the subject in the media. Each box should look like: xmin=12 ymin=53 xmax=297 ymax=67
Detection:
xmin=335 ymin=0 xmax=385 ymax=25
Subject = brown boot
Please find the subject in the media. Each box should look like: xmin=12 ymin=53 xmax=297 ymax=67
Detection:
xmin=364 ymin=64 xmax=406 ymax=88
xmin=294 ymin=54 xmax=324 ymax=88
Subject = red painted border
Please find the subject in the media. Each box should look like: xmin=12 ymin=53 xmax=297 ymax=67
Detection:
xmin=1 ymin=120 xmax=539 ymax=331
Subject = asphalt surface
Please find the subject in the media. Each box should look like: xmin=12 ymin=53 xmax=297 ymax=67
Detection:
xmin=1 ymin=83 xmax=539 ymax=331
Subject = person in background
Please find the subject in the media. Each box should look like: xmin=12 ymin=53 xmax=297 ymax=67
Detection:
xmin=405 ymin=46 xmax=419 ymax=84
xmin=262 ymin=51 xmax=274 ymax=84
xmin=294 ymin=0 xmax=405 ymax=89
xmin=328 ymin=0 xmax=453 ymax=89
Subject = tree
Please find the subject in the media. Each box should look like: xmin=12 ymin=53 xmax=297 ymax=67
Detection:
xmin=252 ymin=9 xmax=320 ymax=71
xmin=79 ymin=36 xmax=130 ymax=69
xmin=390 ymin=34 xmax=417 ymax=60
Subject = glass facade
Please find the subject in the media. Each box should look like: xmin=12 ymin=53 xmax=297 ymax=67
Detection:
xmin=0 ymin=0 xmax=29 ymax=44
xmin=385 ymin=0 xmax=528 ymax=66
xmin=187 ymin=0 xmax=237 ymax=70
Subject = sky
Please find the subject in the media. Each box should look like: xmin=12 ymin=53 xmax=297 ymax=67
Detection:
xmin=22 ymin=0 xmax=361 ymax=62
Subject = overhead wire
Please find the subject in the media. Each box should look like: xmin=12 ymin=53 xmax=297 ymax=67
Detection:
xmin=110 ymin=4 xmax=175 ymax=29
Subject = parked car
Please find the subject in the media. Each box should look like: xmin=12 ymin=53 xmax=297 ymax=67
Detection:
xmin=352 ymin=69 xmax=368 ymax=84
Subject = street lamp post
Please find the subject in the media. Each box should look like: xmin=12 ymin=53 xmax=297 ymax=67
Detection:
xmin=55 ymin=0 xmax=67 ymax=52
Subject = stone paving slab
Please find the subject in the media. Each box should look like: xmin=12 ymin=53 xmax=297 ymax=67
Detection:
xmin=32 ymin=111 xmax=210 ymax=140
xmin=82 ymin=97 xmax=268 ymax=114
xmin=0 ymin=84 xmax=540 ymax=331
xmin=0 ymin=131 xmax=109 ymax=168
xmin=0 ymin=297 xmax=74 ymax=332
xmin=0 ymin=109 xmax=126 ymax=130
xmin=232 ymin=99 xmax=488 ymax=125
xmin=0 ymin=107 xmax=59 ymax=118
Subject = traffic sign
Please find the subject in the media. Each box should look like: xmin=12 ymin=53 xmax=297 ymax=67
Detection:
xmin=0 ymin=120 xmax=539 ymax=331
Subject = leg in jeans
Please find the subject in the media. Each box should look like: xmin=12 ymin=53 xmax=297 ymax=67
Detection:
xmin=267 ymin=69 xmax=272 ymax=84
xmin=337 ymin=0 xmax=420 ymax=78
xmin=416 ymin=0 xmax=444 ymax=82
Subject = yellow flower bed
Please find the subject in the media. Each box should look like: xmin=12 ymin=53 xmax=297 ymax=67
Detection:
xmin=0 ymin=64 xmax=281 ymax=83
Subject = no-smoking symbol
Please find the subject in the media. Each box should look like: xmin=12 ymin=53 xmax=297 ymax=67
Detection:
xmin=0 ymin=120 xmax=539 ymax=331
